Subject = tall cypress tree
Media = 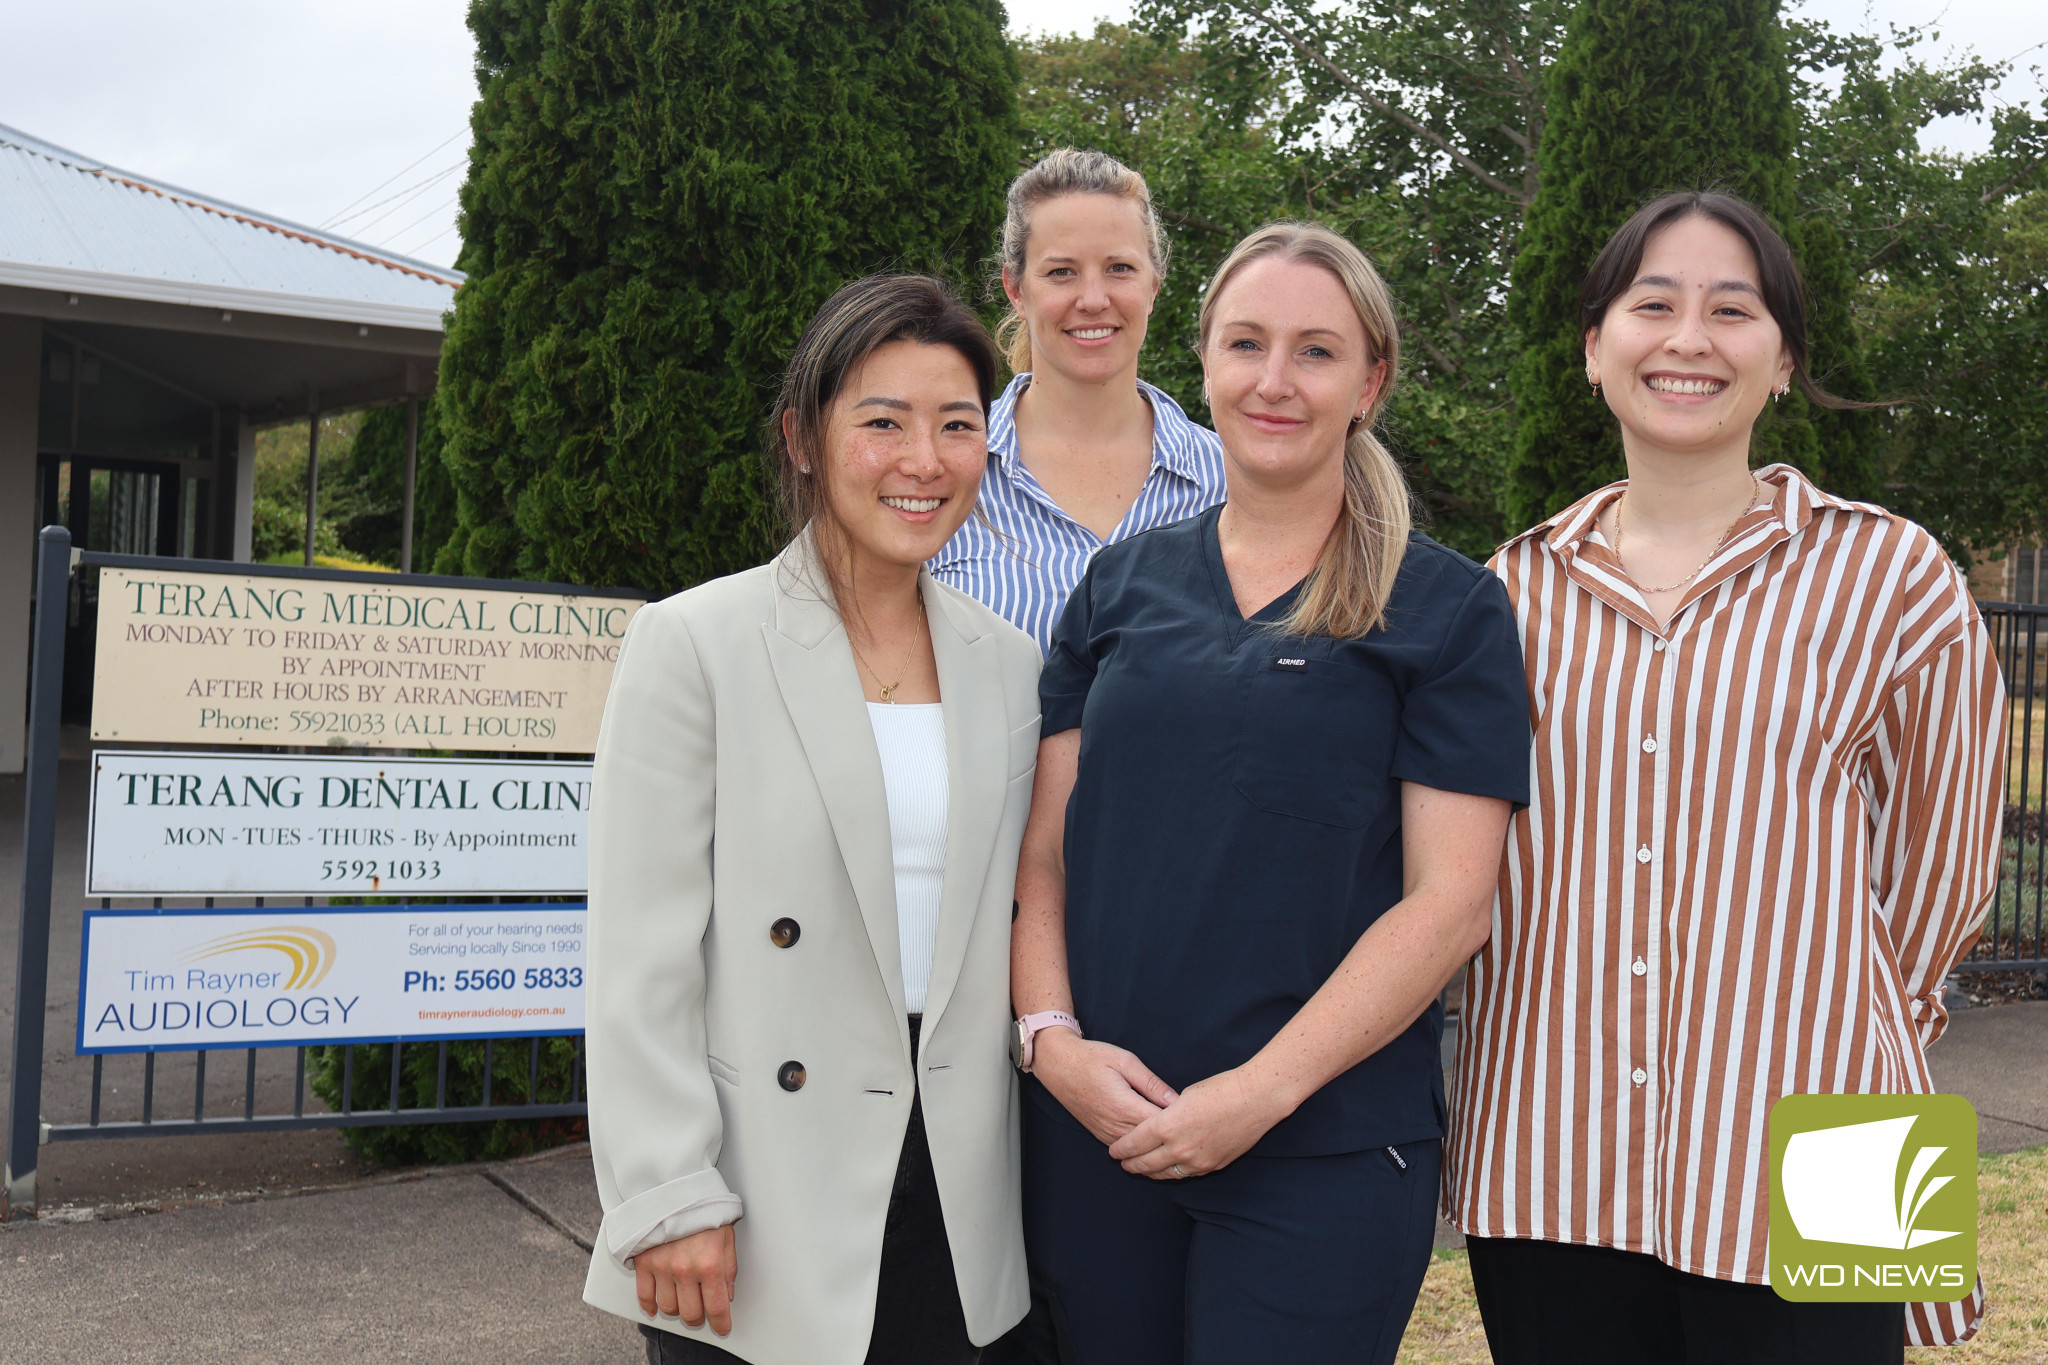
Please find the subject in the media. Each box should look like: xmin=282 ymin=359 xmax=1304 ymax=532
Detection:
xmin=1502 ymin=0 xmax=1870 ymax=530
xmin=436 ymin=0 xmax=1018 ymax=591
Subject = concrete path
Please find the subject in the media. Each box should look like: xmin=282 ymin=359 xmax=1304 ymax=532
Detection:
xmin=0 ymin=1143 xmax=642 ymax=1365
xmin=1928 ymin=998 xmax=2048 ymax=1154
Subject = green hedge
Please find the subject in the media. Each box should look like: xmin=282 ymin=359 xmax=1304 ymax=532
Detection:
xmin=308 ymin=1036 xmax=585 ymax=1166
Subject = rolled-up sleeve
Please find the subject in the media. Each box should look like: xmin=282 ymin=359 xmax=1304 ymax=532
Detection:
xmin=1867 ymin=607 xmax=2007 ymax=1048
xmin=586 ymin=602 xmax=742 ymax=1265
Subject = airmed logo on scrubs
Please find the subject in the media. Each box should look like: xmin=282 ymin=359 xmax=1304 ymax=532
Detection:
xmin=1768 ymin=1095 xmax=1976 ymax=1302
xmin=182 ymin=924 xmax=338 ymax=989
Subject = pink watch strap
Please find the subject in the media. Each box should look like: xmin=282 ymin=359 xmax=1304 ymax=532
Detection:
xmin=1016 ymin=1010 xmax=1082 ymax=1073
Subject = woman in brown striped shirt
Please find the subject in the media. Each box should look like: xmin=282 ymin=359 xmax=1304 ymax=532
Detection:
xmin=1446 ymin=192 xmax=2005 ymax=1363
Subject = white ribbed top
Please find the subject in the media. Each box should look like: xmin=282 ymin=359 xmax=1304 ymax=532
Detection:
xmin=866 ymin=703 xmax=949 ymax=1014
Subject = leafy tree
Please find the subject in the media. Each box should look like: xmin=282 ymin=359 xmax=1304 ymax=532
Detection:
xmin=1502 ymin=0 xmax=1868 ymax=526
xmin=329 ymin=401 xmax=457 ymax=572
xmin=1136 ymin=0 xmax=1567 ymax=554
xmin=1789 ymin=19 xmax=2048 ymax=562
xmin=1140 ymin=0 xmax=2046 ymax=557
xmin=249 ymin=413 xmax=362 ymax=563
xmin=437 ymin=0 xmax=1018 ymax=593
xmin=1017 ymin=24 xmax=1304 ymax=420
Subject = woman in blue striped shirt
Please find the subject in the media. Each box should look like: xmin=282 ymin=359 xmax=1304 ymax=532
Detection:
xmin=928 ymin=148 xmax=1227 ymax=651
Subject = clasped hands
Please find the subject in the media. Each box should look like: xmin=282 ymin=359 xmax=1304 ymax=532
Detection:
xmin=1031 ymin=1028 xmax=1294 ymax=1180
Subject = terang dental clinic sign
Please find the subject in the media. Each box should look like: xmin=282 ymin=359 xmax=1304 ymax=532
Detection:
xmin=78 ymin=904 xmax=586 ymax=1053
xmin=87 ymin=752 xmax=590 ymax=897
xmin=91 ymin=566 xmax=643 ymax=753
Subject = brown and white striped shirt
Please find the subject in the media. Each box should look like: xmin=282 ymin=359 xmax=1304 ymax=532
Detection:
xmin=1445 ymin=465 xmax=2004 ymax=1345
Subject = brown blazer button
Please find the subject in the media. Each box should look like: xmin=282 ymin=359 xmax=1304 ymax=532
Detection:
xmin=777 ymin=1061 xmax=806 ymax=1092
xmin=769 ymin=918 xmax=800 ymax=948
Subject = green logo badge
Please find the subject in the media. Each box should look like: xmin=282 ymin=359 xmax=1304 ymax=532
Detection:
xmin=1768 ymin=1094 xmax=1976 ymax=1301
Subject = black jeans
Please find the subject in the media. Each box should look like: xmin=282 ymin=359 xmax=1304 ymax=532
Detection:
xmin=1467 ymin=1235 xmax=1906 ymax=1365
xmin=641 ymin=1017 xmax=977 ymax=1365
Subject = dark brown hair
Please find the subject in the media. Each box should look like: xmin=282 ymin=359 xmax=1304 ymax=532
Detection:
xmin=767 ymin=273 xmax=998 ymax=610
xmin=1581 ymin=191 xmax=1867 ymax=410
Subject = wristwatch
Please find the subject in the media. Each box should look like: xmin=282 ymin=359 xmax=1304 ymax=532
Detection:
xmin=1012 ymin=1010 xmax=1082 ymax=1073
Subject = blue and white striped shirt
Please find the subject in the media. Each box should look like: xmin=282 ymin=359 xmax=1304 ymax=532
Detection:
xmin=931 ymin=373 xmax=1228 ymax=651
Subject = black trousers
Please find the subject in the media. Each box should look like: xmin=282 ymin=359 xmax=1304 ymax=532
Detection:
xmin=1466 ymin=1236 xmax=1906 ymax=1365
xmin=1019 ymin=1082 xmax=1439 ymax=1365
xmin=641 ymin=1018 xmax=977 ymax=1365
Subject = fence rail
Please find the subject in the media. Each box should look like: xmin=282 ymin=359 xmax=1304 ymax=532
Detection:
xmin=1961 ymin=601 xmax=2048 ymax=976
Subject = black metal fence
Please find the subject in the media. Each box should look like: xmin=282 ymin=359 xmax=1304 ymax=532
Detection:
xmin=1960 ymin=602 xmax=2048 ymax=976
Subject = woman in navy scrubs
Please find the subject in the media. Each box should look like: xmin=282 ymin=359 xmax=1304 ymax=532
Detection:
xmin=1009 ymin=223 xmax=1529 ymax=1365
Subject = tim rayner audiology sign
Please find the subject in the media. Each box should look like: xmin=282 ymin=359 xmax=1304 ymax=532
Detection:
xmin=78 ymin=904 xmax=587 ymax=1052
xmin=88 ymin=752 xmax=592 ymax=897
xmin=90 ymin=565 xmax=643 ymax=753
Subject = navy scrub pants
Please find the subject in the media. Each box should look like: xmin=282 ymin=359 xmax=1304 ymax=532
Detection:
xmin=1022 ymin=1084 xmax=1440 ymax=1365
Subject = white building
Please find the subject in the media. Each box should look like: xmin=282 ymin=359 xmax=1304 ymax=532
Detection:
xmin=0 ymin=123 xmax=460 ymax=772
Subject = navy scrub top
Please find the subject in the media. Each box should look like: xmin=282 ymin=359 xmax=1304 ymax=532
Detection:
xmin=1040 ymin=504 xmax=1530 ymax=1156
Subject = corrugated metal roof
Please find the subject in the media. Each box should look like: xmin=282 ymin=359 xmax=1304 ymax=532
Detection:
xmin=0 ymin=123 xmax=461 ymax=331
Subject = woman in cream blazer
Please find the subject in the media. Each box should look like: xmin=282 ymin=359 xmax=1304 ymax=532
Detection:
xmin=583 ymin=276 xmax=1041 ymax=1365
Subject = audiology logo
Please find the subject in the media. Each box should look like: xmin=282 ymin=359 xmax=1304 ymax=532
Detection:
xmin=1768 ymin=1094 xmax=1976 ymax=1301
xmin=181 ymin=924 xmax=337 ymax=989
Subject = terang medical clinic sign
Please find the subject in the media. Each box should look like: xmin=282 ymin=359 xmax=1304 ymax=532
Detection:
xmin=91 ymin=566 xmax=642 ymax=753
xmin=77 ymin=904 xmax=587 ymax=1053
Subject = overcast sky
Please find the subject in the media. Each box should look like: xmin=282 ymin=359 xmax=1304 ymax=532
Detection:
xmin=1 ymin=1 xmax=2040 ymax=272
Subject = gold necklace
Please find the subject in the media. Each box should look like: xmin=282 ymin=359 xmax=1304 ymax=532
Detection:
xmin=851 ymin=598 xmax=926 ymax=704
xmin=1614 ymin=477 xmax=1764 ymax=596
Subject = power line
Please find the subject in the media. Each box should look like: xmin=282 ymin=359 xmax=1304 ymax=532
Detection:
xmin=375 ymin=195 xmax=460 ymax=251
xmin=320 ymin=130 xmax=465 ymax=229
xmin=327 ymin=160 xmax=463 ymax=233
xmin=397 ymin=220 xmax=461 ymax=261
xmin=338 ymin=163 xmax=464 ymax=239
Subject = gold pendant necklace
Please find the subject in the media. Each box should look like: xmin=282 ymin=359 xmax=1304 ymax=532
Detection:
xmin=1615 ymin=477 xmax=1764 ymax=596
xmin=852 ymin=597 xmax=926 ymax=704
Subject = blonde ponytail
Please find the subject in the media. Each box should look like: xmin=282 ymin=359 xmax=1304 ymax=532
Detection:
xmin=1198 ymin=222 xmax=1413 ymax=639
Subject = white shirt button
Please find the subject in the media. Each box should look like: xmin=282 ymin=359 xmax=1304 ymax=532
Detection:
xmin=1632 ymin=1067 xmax=1648 ymax=1086
xmin=1641 ymin=735 xmax=1659 ymax=754
xmin=1632 ymin=957 xmax=1647 ymax=976
xmin=1653 ymin=639 xmax=1667 ymax=653
xmin=1636 ymin=845 xmax=1653 ymax=864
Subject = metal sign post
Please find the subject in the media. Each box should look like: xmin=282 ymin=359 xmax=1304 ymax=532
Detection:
xmin=5 ymin=527 xmax=71 ymax=1218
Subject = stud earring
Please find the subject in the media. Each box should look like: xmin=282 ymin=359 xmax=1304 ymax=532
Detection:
xmin=798 ymin=462 xmax=811 ymax=473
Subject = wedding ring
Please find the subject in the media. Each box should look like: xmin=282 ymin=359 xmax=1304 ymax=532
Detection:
xmin=1171 ymin=1163 xmax=1187 ymax=1179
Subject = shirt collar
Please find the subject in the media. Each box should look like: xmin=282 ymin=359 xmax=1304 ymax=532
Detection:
xmin=1512 ymin=462 xmax=1853 ymax=560
xmin=987 ymin=371 xmax=1206 ymax=482
xmin=1500 ymin=464 xmax=1873 ymax=637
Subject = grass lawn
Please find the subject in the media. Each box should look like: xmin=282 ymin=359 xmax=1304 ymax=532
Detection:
xmin=1397 ymin=1144 xmax=2048 ymax=1364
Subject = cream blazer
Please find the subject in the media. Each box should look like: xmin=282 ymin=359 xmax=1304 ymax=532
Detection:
xmin=582 ymin=536 xmax=1041 ymax=1364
